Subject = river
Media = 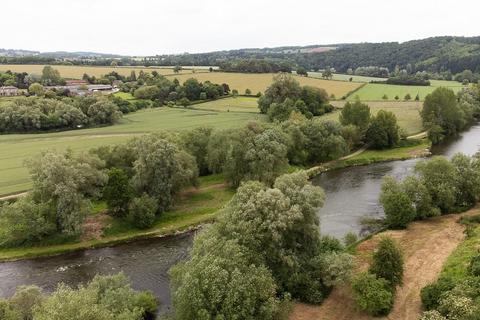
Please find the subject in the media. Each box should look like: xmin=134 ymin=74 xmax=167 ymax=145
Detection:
xmin=0 ymin=124 xmax=479 ymax=314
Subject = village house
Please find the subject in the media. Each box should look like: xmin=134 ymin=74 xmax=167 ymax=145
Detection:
xmin=0 ymin=86 xmax=20 ymax=96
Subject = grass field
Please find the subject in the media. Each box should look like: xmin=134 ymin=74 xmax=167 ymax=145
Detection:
xmin=0 ymin=98 xmax=265 ymax=196
xmin=191 ymin=96 xmax=259 ymax=113
xmin=0 ymin=64 xmax=208 ymax=79
xmin=308 ymin=72 xmax=387 ymax=83
xmin=165 ymin=72 xmax=362 ymax=98
xmin=328 ymin=101 xmax=423 ymax=134
xmin=347 ymin=81 xmax=467 ymax=101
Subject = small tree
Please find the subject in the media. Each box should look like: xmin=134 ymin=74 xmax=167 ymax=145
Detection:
xmin=404 ymin=93 xmax=412 ymax=101
xmin=232 ymin=89 xmax=239 ymax=97
xmin=370 ymin=237 xmax=404 ymax=286
xmin=245 ymin=88 xmax=252 ymax=95
xmin=394 ymin=95 xmax=400 ymax=100
xmin=366 ymin=110 xmax=400 ymax=149
xmin=103 ymin=168 xmax=133 ymax=216
xmin=380 ymin=176 xmax=416 ymax=228
xmin=352 ymin=272 xmax=394 ymax=316
xmin=128 ymin=194 xmax=157 ymax=229
xmin=28 ymin=83 xmax=44 ymax=96
xmin=296 ymin=67 xmax=308 ymax=76
xmin=415 ymin=93 xmax=420 ymax=101
xmin=178 ymin=97 xmax=190 ymax=107
xmin=382 ymin=94 xmax=388 ymax=100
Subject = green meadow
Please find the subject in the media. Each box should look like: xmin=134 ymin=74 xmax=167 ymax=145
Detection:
xmin=0 ymin=98 xmax=265 ymax=196
xmin=347 ymin=81 xmax=467 ymax=101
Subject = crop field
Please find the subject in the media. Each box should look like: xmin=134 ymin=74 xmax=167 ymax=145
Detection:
xmin=308 ymin=72 xmax=387 ymax=83
xmin=191 ymin=96 xmax=259 ymax=113
xmin=0 ymin=64 xmax=208 ymax=79
xmin=0 ymin=98 xmax=264 ymax=196
xmin=165 ymin=72 xmax=362 ymax=98
xmin=347 ymin=81 xmax=467 ymax=101
xmin=328 ymin=101 xmax=423 ymax=135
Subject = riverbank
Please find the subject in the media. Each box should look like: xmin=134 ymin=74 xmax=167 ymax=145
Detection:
xmin=0 ymin=140 xmax=431 ymax=262
xmin=290 ymin=205 xmax=479 ymax=320
xmin=0 ymin=175 xmax=234 ymax=261
xmin=306 ymin=138 xmax=431 ymax=177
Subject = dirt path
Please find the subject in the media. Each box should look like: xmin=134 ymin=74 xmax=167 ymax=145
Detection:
xmin=290 ymin=207 xmax=478 ymax=320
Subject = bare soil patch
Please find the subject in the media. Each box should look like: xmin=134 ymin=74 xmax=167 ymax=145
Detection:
xmin=290 ymin=207 xmax=479 ymax=320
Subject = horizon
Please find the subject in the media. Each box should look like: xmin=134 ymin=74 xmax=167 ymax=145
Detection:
xmin=2 ymin=34 xmax=480 ymax=57
xmin=1 ymin=0 xmax=478 ymax=56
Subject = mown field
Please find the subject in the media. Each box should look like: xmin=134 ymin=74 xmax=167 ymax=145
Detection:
xmin=308 ymin=72 xmax=387 ymax=83
xmin=329 ymin=101 xmax=424 ymax=134
xmin=0 ymin=64 xmax=208 ymax=79
xmin=166 ymin=72 xmax=362 ymax=98
xmin=0 ymin=98 xmax=265 ymax=196
xmin=191 ymin=96 xmax=259 ymax=112
xmin=348 ymin=81 xmax=466 ymax=101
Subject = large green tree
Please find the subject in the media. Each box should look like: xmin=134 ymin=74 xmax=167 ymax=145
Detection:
xmin=366 ymin=110 xmax=400 ymax=149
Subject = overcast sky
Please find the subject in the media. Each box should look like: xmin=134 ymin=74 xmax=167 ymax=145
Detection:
xmin=1 ymin=0 xmax=478 ymax=56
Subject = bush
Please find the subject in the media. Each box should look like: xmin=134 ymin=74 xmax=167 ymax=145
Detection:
xmin=419 ymin=310 xmax=447 ymax=320
xmin=380 ymin=177 xmax=416 ymax=229
xmin=103 ymin=168 xmax=133 ymax=216
xmin=469 ymin=254 xmax=480 ymax=276
xmin=128 ymin=194 xmax=157 ymax=229
xmin=352 ymin=272 xmax=394 ymax=316
xmin=343 ymin=232 xmax=358 ymax=246
xmin=370 ymin=237 xmax=404 ymax=287
xmin=420 ymin=277 xmax=455 ymax=310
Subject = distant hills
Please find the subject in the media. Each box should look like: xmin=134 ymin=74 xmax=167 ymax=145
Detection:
xmin=1 ymin=36 xmax=479 ymax=74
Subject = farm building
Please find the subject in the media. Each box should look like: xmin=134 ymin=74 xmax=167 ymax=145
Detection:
xmin=0 ymin=86 xmax=20 ymax=96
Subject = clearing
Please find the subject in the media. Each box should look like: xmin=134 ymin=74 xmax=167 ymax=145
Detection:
xmin=165 ymin=72 xmax=362 ymax=98
xmin=348 ymin=81 xmax=466 ymax=101
xmin=328 ymin=101 xmax=424 ymax=135
xmin=0 ymin=64 xmax=208 ymax=79
xmin=0 ymin=98 xmax=264 ymax=196
xmin=290 ymin=206 xmax=478 ymax=320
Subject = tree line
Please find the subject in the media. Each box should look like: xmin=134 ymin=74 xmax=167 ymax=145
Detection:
xmin=421 ymin=85 xmax=480 ymax=144
xmin=0 ymin=95 xmax=128 ymax=133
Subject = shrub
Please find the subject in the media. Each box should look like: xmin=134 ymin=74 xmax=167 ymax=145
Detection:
xmin=469 ymin=254 xmax=480 ymax=276
xmin=128 ymin=194 xmax=157 ymax=229
xmin=420 ymin=277 xmax=455 ymax=310
xmin=370 ymin=237 xmax=404 ymax=287
xmin=437 ymin=292 xmax=477 ymax=320
xmin=419 ymin=310 xmax=447 ymax=320
xmin=343 ymin=232 xmax=358 ymax=246
xmin=352 ymin=272 xmax=394 ymax=316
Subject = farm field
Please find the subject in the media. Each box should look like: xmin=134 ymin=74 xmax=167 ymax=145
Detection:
xmin=166 ymin=72 xmax=362 ymax=98
xmin=328 ymin=101 xmax=423 ymax=134
xmin=0 ymin=64 xmax=208 ymax=79
xmin=191 ymin=96 xmax=259 ymax=113
xmin=348 ymin=81 xmax=467 ymax=101
xmin=0 ymin=98 xmax=265 ymax=196
xmin=308 ymin=72 xmax=387 ymax=83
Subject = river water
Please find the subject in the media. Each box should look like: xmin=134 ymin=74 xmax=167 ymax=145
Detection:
xmin=0 ymin=124 xmax=479 ymax=314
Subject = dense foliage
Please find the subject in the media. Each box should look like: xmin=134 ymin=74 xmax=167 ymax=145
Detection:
xmin=218 ymin=58 xmax=292 ymax=73
xmin=421 ymin=86 xmax=480 ymax=144
xmin=258 ymin=73 xmax=333 ymax=120
xmin=380 ymin=154 xmax=480 ymax=229
xmin=0 ymin=96 xmax=127 ymax=133
xmin=170 ymin=172 xmax=355 ymax=319
xmin=0 ymin=274 xmax=157 ymax=320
